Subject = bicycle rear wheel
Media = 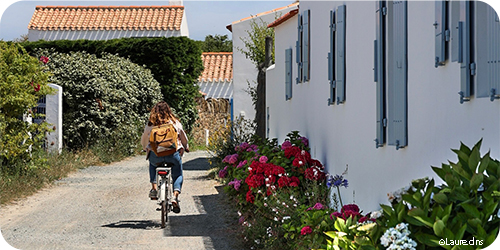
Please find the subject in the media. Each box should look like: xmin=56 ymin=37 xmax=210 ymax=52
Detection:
xmin=161 ymin=200 xmax=168 ymax=227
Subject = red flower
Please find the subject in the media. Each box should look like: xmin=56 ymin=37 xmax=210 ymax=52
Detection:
xmin=289 ymin=176 xmax=300 ymax=187
xmin=277 ymin=176 xmax=291 ymax=188
xmin=341 ymin=204 xmax=360 ymax=213
xmin=304 ymin=166 xmax=326 ymax=181
xmin=34 ymin=84 xmax=41 ymax=92
xmin=246 ymin=190 xmax=255 ymax=203
xmin=284 ymin=146 xmax=301 ymax=159
xmin=300 ymin=226 xmax=313 ymax=235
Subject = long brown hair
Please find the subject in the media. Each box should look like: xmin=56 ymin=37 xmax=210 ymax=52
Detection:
xmin=148 ymin=101 xmax=177 ymax=126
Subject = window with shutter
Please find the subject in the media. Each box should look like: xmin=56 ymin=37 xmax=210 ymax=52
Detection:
xmin=387 ymin=0 xmax=408 ymax=150
xmin=285 ymin=48 xmax=293 ymax=100
xmin=458 ymin=0 xmax=473 ymax=104
xmin=435 ymin=0 xmax=449 ymax=67
xmin=336 ymin=5 xmax=346 ymax=104
xmin=328 ymin=9 xmax=336 ymax=106
xmin=476 ymin=1 xmax=500 ymax=101
xmin=374 ymin=0 xmax=387 ymax=148
xmin=303 ymin=9 xmax=310 ymax=82
xmin=296 ymin=14 xmax=303 ymax=84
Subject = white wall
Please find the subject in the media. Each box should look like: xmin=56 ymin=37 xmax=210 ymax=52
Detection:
xmin=267 ymin=1 xmax=500 ymax=212
xmin=231 ymin=4 xmax=297 ymax=121
xmin=28 ymin=29 xmax=182 ymax=41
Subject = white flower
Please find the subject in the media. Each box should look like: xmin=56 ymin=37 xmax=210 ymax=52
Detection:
xmin=370 ymin=210 xmax=383 ymax=219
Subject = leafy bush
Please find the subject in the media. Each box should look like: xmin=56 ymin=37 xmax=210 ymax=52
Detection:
xmin=37 ymin=49 xmax=162 ymax=152
xmin=0 ymin=41 xmax=54 ymax=175
xmin=380 ymin=139 xmax=500 ymax=249
xmin=23 ymin=37 xmax=203 ymax=133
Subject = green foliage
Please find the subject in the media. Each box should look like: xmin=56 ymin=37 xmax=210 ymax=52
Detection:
xmin=237 ymin=18 xmax=276 ymax=69
xmin=37 ymin=49 xmax=162 ymax=152
xmin=381 ymin=139 xmax=500 ymax=249
xmin=200 ymin=34 xmax=232 ymax=52
xmin=0 ymin=41 xmax=54 ymax=175
xmin=22 ymin=37 xmax=203 ymax=133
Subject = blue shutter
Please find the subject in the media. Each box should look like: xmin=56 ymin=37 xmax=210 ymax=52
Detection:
xmin=435 ymin=0 xmax=448 ymax=67
xmin=296 ymin=14 xmax=303 ymax=84
xmin=328 ymin=9 xmax=336 ymax=105
xmin=458 ymin=0 xmax=472 ymax=104
xmin=451 ymin=0 xmax=460 ymax=62
xmin=388 ymin=0 xmax=408 ymax=149
xmin=375 ymin=0 xmax=386 ymax=148
xmin=336 ymin=5 xmax=346 ymax=104
xmin=285 ymin=48 xmax=293 ymax=100
xmin=302 ymin=10 xmax=310 ymax=82
xmin=488 ymin=5 xmax=500 ymax=101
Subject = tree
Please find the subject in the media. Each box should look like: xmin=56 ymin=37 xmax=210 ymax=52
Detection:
xmin=237 ymin=18 xmax=275 ymax=69
xmin=201 ymin=34 xmax=232 ymax=52
xmin=237 ymin=18 xmax=276 ymax=140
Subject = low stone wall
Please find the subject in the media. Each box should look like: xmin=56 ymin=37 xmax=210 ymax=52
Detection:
xmin=191 ymin=98 xmax=231 ymax=146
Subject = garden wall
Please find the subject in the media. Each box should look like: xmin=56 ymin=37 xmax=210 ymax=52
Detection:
xmin=191 ymin=98 xmax=231 ymax=146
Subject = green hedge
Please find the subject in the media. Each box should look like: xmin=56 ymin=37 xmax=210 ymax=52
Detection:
xmin=22 ymin=37 xmax=204 ymax=133
xmin=0 ymin=41 xmax=54 ymax=174
xmin=36 ymin=49 xmax=162 ymax=151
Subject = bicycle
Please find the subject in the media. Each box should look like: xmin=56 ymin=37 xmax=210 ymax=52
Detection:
xmin=152 ymin=162 xmax=174 ymax=228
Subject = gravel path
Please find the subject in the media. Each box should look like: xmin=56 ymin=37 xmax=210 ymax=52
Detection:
xmin=0 ymin=151 xmax=245 ymax=250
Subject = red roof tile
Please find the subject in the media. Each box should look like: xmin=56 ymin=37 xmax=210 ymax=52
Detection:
xmin=28 ymin=5 xmax=184 ymax=31
xmin=268 ymin=9 xmax=299 ymax=28
xmin=226 ymin=2 xmax=299 ymax=32
xmin=199 ymin=52 xmax=233 ymax=82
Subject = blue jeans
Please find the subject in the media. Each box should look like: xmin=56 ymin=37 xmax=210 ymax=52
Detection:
xmin=148 ymin=151 xmax=183 ymax=193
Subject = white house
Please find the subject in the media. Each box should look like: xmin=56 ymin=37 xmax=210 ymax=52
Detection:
xmin=27 ymin=2 xmax=189 ymax=41
xmin=227 ymin=2 xmax=299 ymax=121
xmin=266 ymin=0 xmax=500 ymax=211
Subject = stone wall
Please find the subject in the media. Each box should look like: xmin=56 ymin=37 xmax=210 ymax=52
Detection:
xmin=191 ymin=98 xmax=231 ymax=146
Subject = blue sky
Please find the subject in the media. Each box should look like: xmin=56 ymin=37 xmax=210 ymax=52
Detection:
xmin=0 ymin=0 xmax=293 ymax=41
xmin=2 ymin=0 xmax=500 ymax=42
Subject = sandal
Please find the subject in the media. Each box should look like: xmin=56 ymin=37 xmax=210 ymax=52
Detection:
xmin=172 ymin=197 xmax=180 ymax=213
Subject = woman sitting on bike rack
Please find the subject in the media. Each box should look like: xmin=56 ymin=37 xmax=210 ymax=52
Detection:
xmin=141 ymin=101 xmax=189 ymax=213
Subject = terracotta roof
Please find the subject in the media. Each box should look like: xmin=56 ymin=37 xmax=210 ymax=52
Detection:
xmin=199 ymin=52 xmax=233 ymax=82
xmin=226 ymin=2 xmax=299 ymax=32
xmin=268 ymin=9 xmax=299 ymax=28
xmin=28 ymin=5 xmax=184 ymax=31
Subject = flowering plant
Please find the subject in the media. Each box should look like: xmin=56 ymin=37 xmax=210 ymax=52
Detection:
xmin=380 ymin=223 xmax=417 ymax=250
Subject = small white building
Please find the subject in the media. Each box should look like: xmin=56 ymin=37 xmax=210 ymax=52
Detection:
xmin=227 ymin=2 xmax=299 ymax=121
xmin=27 ymin=4 xmax=189 ymax=41
xmin=198 ymin=52 xmax=234 ymax=100
xmin=266 ymin=0 xmax=500 ymax=211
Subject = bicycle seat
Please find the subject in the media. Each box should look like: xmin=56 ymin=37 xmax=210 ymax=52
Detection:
xmin=161 ymin=162 xmax=174 ymax=168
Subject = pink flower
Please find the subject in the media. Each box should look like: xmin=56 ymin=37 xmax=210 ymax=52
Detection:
xmin=228 ymin=154 xmax=238 ymax=164
xmin=218 ymin=166 xmax=228 ymax=178
xmin=330 ymin=211 xmax=342 ymax=220
xmin=259 ymin=156 xmax=268 ymax=163
xmin=39 ymin=56 xmax=49 ymax=64
xmin=236 ymin=160 xmax=247 ymax=168
xmin=307 ymin=202 xmax=325 ymax=211
xmin=228 ymin=178 xmax=242 ymax=191
xmin=300 ymin=226 xmax=312 ymax=235
xmin=281 ymin=141 xmax=292 ymax=150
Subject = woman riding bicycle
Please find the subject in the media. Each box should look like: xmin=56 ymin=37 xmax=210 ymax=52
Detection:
xmin=141 ymin=101 xmax=189 ymax=213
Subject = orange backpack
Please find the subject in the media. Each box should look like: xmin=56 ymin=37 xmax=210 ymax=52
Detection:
xmin=149 ymin=122 xmax=178 ymax=156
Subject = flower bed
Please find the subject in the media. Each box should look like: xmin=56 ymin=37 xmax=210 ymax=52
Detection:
xmin=212 ymin=132 xmax=500 ymax=250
